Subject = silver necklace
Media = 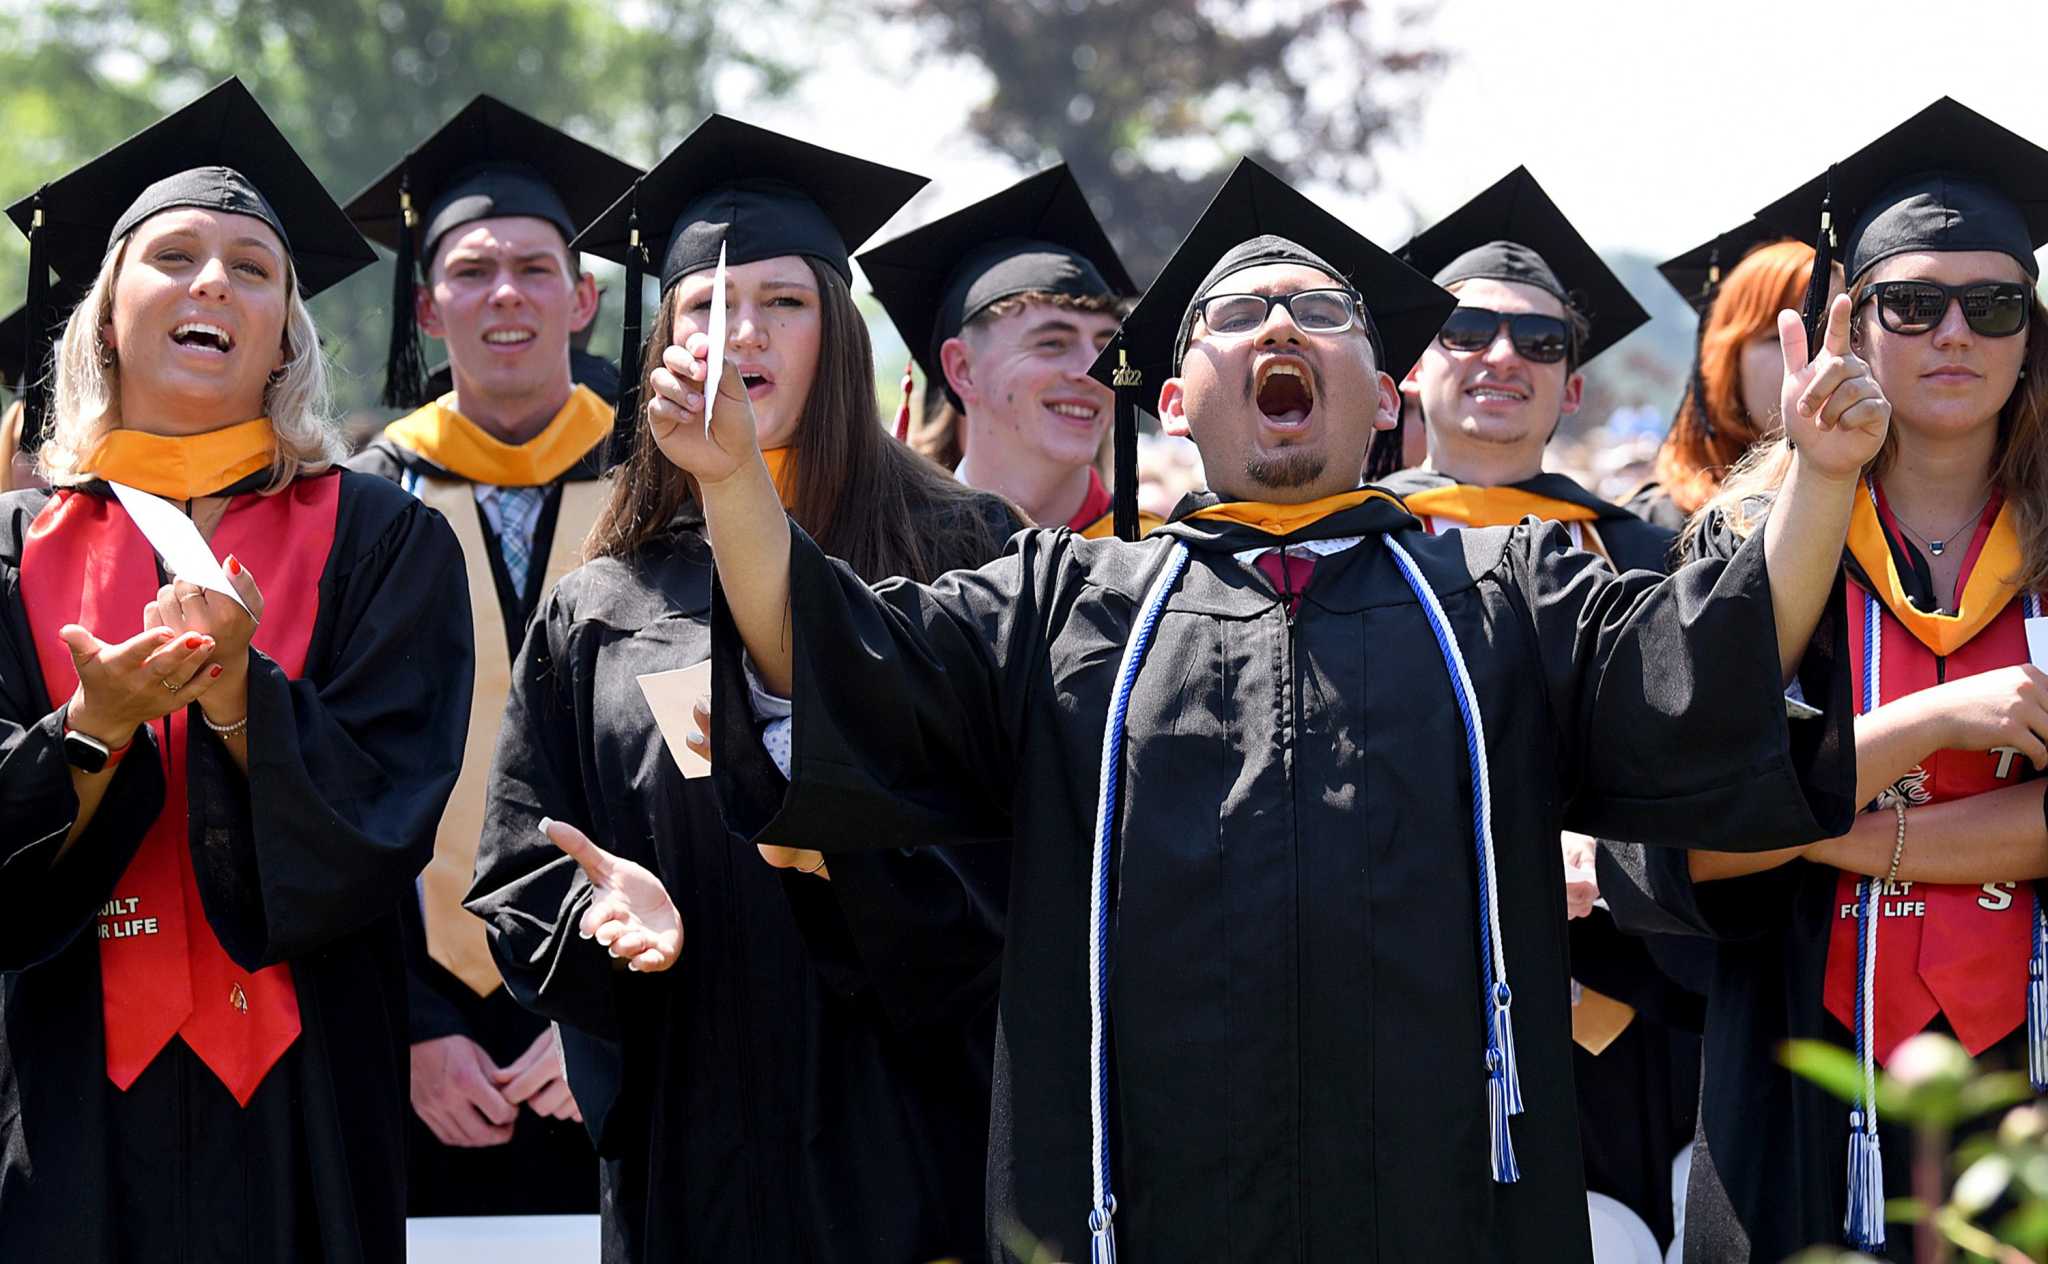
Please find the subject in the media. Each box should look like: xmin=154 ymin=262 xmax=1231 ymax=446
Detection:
xmin=1892 ymin=487 xmax=1996 ymax=557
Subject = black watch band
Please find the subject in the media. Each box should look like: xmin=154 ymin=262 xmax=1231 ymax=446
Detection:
xmin=62 ymin=726 xmax=113 ymax=774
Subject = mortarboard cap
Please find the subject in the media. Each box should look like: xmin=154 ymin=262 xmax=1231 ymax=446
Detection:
xmin=573 ymin=114 xmax=927 ymax=429
xmin=1397 ymin=166 xmax=1647 ymax=365
xmin=346 ymin=95 xmax=643 ymax=408
xmin=1756 ymin=98 xmax=2048 ymax=343
xmin=1656 ymin=219 xmax=1795 ymax=313
xmin=857 ymin=164 xmax=1134 ymax=410
xmin=6 ymin=77 xmax=373 ymax=432
xmin=1085 ymin=158 xmax=1453 ymax=539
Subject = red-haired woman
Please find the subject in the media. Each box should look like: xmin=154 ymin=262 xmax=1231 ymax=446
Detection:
xmin=1629 ymin=238 xmax=1820 ymax=532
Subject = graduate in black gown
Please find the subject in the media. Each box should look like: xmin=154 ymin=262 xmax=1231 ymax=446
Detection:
xmin=466 ymin=115 xmax=1020 ymax=1263
xmin=341 ymin=95 xmax=640 ymax=1218
xmin=641 ymin=157 xmax=1883 ymax=1263
xmin=1375 ymin=166 xmax=1701 ymax=1247
xmin=0 ymin=78 xmax=470 ymax=1262
xmin=1626 ymin=98 xmax=2048 ymax=1263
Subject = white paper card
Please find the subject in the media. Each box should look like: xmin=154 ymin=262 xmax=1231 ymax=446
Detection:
xmin=703 ymin=242 xmax=727 ymax=434
xmin=639 ymin=661 xmax=714 ymax=779
xmin=108 ymin=481 xmax=253 ymax=615
xmin=2027 ymin=616 xmax=2048 ymax=671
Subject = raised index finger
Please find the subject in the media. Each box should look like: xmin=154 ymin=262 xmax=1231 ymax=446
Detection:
xmin=1779 ymin=308 xmax=1809 ymax=377
xmin=1821 ymin=291 xmax=1854 ymax=359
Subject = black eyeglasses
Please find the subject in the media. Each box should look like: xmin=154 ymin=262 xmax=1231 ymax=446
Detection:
xmin=1436 ymin=306 xmax=1571 ymax=364
xmin=1858 ymin=280 xmax=2033 ymax=338
xmin=1196 ymin=288 xmax=1362 ymax=336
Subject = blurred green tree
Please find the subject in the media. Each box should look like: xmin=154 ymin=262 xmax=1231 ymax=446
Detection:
xmin=876 ymin=0 xmax=1447 ymax=278
xmin=0 ymin=0 xmax=797 ymax=416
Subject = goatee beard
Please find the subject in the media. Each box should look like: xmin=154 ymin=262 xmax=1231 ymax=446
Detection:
xmin=1244 ymin=449 xmax=1326 ymax=489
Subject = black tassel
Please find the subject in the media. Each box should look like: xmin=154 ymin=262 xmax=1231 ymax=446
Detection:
xmin=381 ymin=175 xmax=429 ymax=408
xmin=1686 ymin=260 xmax=1716 ymax=445
xmin=1799 ymin=164 xmax=1838 ymax=354
xmin=1110 ymin=337 xmax=1140 ymax=541
xmin=616 ymin=188 xmax=646 ymax=434
xmin=22 ymin=190 xmax=51 ymax=439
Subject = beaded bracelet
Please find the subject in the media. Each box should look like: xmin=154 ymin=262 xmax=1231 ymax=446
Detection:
xmin=1884 ymin=801 xmax=1907 ymax=887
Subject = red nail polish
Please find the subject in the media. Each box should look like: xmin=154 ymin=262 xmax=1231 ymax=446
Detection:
xmin=185 ymin=633 xmax=204 ymax=649
xmin=208 ymin=664 xmax=223 ymax=679
xmin=226 ymin=556 xmax=241 ymax=576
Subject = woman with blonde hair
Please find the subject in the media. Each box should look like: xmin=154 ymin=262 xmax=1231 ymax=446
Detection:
xmin=1637 ymin=100 xmax=2048 ymax=1261
xmin=0 ymin=80 xmax=470 ymax=1261
xmin=1628 ymin=231 xmax=1816 ymax=532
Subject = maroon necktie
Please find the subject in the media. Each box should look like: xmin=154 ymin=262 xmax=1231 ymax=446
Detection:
xmin=1255 ymin=549 xmax=1318 ymax=616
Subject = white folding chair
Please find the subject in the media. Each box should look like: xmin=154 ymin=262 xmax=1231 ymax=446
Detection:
xmin=406 ymin=1214 xmax=601 ymax=1263
xmin=1587 ymin=1192 xmax=1663 ymax=1264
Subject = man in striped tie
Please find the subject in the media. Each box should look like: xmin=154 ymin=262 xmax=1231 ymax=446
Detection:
xmin=342 ymin=97 xmax=638 ymax=1217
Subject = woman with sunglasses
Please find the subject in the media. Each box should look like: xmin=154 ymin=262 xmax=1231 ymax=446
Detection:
xmin=0 ymin=81 xmax=470 ymax=1260
xmin=1640 ymin=99 xmax=2048 ymax=1262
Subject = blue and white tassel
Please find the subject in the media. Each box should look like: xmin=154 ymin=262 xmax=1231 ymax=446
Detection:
xmin=1085 ymin=540 xmax=1190 ymax=1264
xmin=1079 ymin=531 xmax=1527 ymax=1263
xmin=1845 ymin=586 xmax=1886 ymax=1251
xmin=1385 ymin=536 xmax=1522 ymax=1180
xmin=2027 ymin=592 xmax=2048 ymax=1095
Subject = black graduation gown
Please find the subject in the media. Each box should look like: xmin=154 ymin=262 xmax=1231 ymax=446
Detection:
xmin=0 ymin=472 xmax=471 ymax=1263
xmin=1622 ymin=482 xmax=1692 ymax=538
xmin=1383 ymin=465 xmax=1708 ymax=1243
xmin=1621 ymin=511 xmax=2039 ymax=1264
xmin=346 ymin=425 xmax=612 ymax=1216
xmin=469 ymin=498 xmax=1020 ymax=1264
xmin=708 ymin=491 xmax=1857 ymax=1264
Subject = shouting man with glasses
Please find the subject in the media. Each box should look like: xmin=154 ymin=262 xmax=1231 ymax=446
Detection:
xmin=626 ymin=158 xmax=1883 ymax=1262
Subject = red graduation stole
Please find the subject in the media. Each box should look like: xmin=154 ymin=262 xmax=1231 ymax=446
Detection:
xmin=20 ymin=474 xmax=340 ymax=1105
xmin=1823 ymin=488 xmax=2035 ymax=1063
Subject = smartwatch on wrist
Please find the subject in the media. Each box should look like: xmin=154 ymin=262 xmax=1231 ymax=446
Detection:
xmin=61 ymin=705 xmax=131 ymax=774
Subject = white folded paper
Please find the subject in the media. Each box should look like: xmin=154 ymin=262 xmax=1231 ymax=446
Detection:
xmin=639 ymin=660 xmax=714 ymax=779
xmin=108 ymin=481 xmax=253 ymax=615
xmin=703 ymin=242 xmax=727 ymax=434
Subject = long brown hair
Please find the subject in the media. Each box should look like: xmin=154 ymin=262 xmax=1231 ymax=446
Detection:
xmin=1701 ymin=280 xmax=2048 ymax=592
xmin=1653 ymin=241 xmax=1815 ymax=517
xmin=586 ymin=257 xmax=1013 ymax=583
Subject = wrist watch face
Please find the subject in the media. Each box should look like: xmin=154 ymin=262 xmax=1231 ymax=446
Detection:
xmin=63 ymin=728 xmax=112 ymax=774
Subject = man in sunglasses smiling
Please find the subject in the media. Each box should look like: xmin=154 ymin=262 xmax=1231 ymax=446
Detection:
xmin=1381 ymin=167 xmax=1707 ymax=1252
xmin=1384 ymin=167 xmax=1670 ymax=574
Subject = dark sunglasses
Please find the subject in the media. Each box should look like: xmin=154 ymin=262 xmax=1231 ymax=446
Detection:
xmin=1436 ymin=306 xmax=1571 ymax=364
xmin=1858 ymin=280 xmax=2032 ymax=338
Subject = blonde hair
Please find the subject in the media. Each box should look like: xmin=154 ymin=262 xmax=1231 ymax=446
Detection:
xmin=1698 ymin=283 xmax=2048 ymax=592
xmin=38 ymin=232 xmax=343 ymax=492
